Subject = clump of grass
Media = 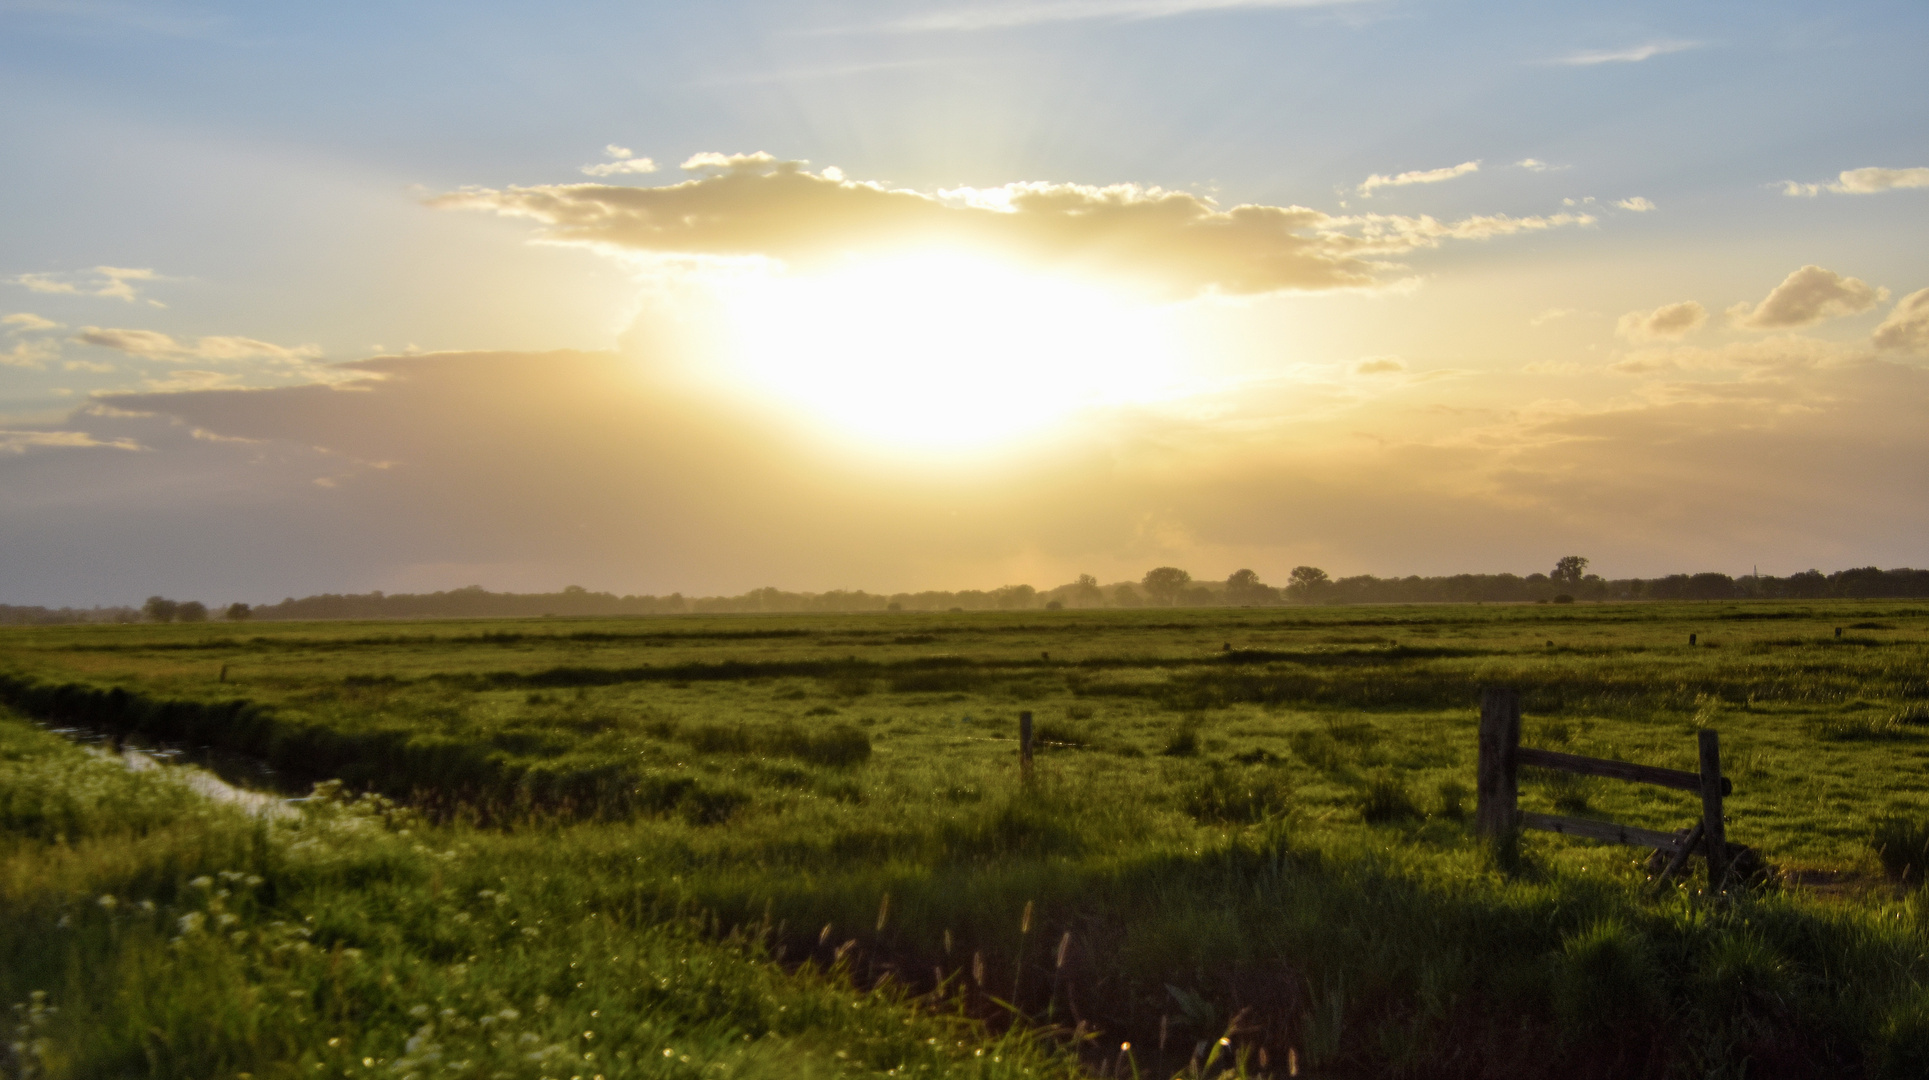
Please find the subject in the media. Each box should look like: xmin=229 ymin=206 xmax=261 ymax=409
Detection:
xmin=1359 ymin=770 xmax=1420 ymax=822
xmin=1873 ymin=814 xmax=1929 ymax=883
xmin=1553 ymin=919 xmax=1663 ymax=1040
xmin=1815 ymin=715 xmax=1915 ymax=741
xmin=1064 ymin=702 xmax=1095 ymax=721
xmin=1161 ymin=722 xmax=1200 ymax=757
xmin=1289 ymin=729 xmax=1348 ymax=772
xmin=1435 ymin=778 xmax=1469 ymax=819
xmin=685 ymin=721 xmax=872 ymax=767
xmin=1031 ymin=719 xmax=1085 ymax=749
xmin=1181 ymin=762 xmax=1293 ymax=824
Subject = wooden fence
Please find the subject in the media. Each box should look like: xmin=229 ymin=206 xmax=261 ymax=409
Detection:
xmin=1475 ymin=687 xmax=1742 ymax=889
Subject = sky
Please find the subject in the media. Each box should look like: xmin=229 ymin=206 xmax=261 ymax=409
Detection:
xmin=2 ymin=0 xmax=1926 ymax=606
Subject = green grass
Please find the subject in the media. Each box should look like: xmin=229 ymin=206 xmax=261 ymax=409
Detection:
xmin=7 ymin=601 xmax=1929 ymax=1076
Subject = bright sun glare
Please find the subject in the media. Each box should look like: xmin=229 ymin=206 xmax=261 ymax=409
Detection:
xmin=719 ymin=253 xmax=1184 ymax=453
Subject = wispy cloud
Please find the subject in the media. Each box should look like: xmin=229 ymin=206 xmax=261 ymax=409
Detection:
xmin=1357 ymin=160 xmax=1479 ymax=198
xmin=1548 ymin=40 xmax=1699 ymax=66
xmin=1614 ymin=196 xmax=1656 ymax=212
xmin=74 ymin=326 xmax=323 ymax=365
xmin=12 ymin=266 xmax=163 ymax=305
xmin=876 ymin=0 xmax=1369 ymax=33
xmin=1782 ymin=166 xmax=1929 ymax=197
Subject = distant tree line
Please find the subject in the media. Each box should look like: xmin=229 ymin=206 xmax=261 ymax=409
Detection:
xmin=12 ymin=562 xmax=1927 ymax=626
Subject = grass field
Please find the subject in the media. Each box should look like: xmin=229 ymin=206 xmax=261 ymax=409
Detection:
xmin=6 ymin=601 xmax=1929 ymax=1077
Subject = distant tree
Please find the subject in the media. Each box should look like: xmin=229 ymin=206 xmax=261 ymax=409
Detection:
xmin=143 ymin=596 xmax=179 ymax=623
xmin=225 ymin=602 xmax=252 ymax=621
xmin=1111 ymin=583 xmax=1144 ymax=608
xmin=177 ymin=601 xmax=209 ymax=623
xmin=1141 ymin=567 xmax=1192 ymax=606
xmin=1225 ymin=569 xmax=1276 ymax=605
xmin=993 ymin=584 xmax=1037 ymax=610
xmin=1285 ymin=566 xmax=1330 ymax=602
xmin=1552 ymin=556 xmax=1589 ymax=585
xmin=1068 ymin=574 xmax=1106 ymax=608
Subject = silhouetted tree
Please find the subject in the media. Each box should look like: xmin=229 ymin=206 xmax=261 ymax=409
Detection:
xmin=177 ymin=601 xmax=209 ymax=623
xmin=225 ymin=602 xmax=252 ymax=622
xmin=1111 ymin=583 xmax=1144 ymax=608
xmin=143 ymin=596 xmax=179 ymax=623
xmin=1552 ymin=555 xmax=1589 ymax=585
xmin=1225 ymin=568 xmax=1276 ymax=605
xmin=1286 ymin=566 xmax=1330 ymax=602
xmin=1141 ymin=567 xmax=1192 ymax=606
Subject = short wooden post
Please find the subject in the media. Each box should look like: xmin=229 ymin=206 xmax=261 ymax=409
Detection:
xmin=1019 ymin=711 xmax=1034 ymax=781
xmin=1475 ymin=688 xmax=1520 ymax=839
xmin=1698 ymin=728 xmax=1728 ymax=890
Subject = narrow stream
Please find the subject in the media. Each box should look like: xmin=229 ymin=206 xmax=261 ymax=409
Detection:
xmin=45 ymin=725 xmax=302 ymax=819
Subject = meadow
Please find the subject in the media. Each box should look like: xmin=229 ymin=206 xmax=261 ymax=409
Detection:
xmin=5 ymin=600 xmax=1929 ymax=1077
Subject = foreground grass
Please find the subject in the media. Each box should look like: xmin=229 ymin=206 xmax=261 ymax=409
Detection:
xmin=8 ymin=602 xmax=1929 ymax=1075
xmin=0 ymin=717 xmax=1080 ymax=1080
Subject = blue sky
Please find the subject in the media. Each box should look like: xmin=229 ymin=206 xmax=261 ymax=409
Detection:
xmin=3 ymin=0 xmax=1927 ymax=604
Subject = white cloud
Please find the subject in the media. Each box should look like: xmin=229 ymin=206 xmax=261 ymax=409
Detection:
xmin=1515 ymin=159 xmax=1568 ymax=173
xmin=1873 ymin=288 xmax=1929 ymax=353
xmin=1782 ymin=166 xmax=1929 ymax=197
xmin=581 ymin=145 xmax=658 ymax=177
xmin=74 ymin=327 xmax=324 ymax=364
xmin=432 ymin=153 xmax=1594 ymax=299
xmin=877 ymin=0 xmax=1369 ymax=33
xmin=1614 ymin=196 xmax=1656 ymax=212
xmin=12 ymin=266 xmax=160 ymax=304
xmin=4 ymin=312 xmax=61 ymax=333
xmin=1615 ymin=301 xmax=1705 ymax=342
xmin=1727 ymin=266 xmax=1887 ymax=330
xmin=1358 ymin=160 xmax=1480 ymax=198
xmin=1550 ymin=40 xmax=1700 ymax=65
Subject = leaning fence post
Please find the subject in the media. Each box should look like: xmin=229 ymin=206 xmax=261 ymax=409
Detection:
xmin=1019 ymin=711 xmax=1034 ymax=782
xmin=1476 ymin=688 xmax=1520 ymax=840
xmin=1698 ymin=729 xmax=1728 ymax=890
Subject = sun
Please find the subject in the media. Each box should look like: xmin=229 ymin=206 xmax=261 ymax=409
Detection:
xmin=714 ymin=252 xmax=1184 ymax=453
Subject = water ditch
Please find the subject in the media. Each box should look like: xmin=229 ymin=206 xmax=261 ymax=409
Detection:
xmin=41 ymin=722 xmax=303 ymax=819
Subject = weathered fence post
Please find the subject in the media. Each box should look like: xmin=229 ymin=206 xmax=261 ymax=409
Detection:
xmin=1475 ymin=688 xmax=1520 ymax=840
xmin=1019 ymin=711 xmax=1034 ymax=782
xmin=1698 ymin=728 xmax=1728 ymax=889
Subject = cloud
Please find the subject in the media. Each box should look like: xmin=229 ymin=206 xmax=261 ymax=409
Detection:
xmin=1550 ymin=40 xmax=1700 ymax=65
xmin=2 ymin=338 xmax=60 ymax=369
xmin=0 ymin=429 xmax=143 ymax=455
xmin=580 ymin=145 xmax=658 ymax=178
xmin=1608 ymin=332 xmax=1861 ymax=375
xmin=1616 ymin=301 xmax=1705 ymax=342
xmin=1782 ymin=167 xmax=1929 ymax=197
xmin=1357 ymin=160 xmax=1479 ymax=198
xmin=1515 ymin=159 xmax=1567 ymax=173
xmin=876 ymin=0 xmax=1368 ymax=33
xmin=74 ymin=327 xmax=324 ymax=364
xmin=1873 ymin=288 xmax=1929 ymax=353
xmin=1727 ymin=265 xmax=1887 ymax=330
xmin=1353 ymin=356 xmax=1405 ymax=375
xmin=4 ymin=312 xmax=61 ymax=333
xmin=432 ymin=153 xmax=1591 ymax=298
xmin=10 ymin=343 xmax=1925 ymax=605
xmin=12 ymin=266 xmax=161 ymax=304
xmin=1614 ymin=196 xmax=1655 ymax=212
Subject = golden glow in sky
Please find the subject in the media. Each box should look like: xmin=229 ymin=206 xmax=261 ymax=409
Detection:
xmin=716 ymin=253 xmax=1186 ymax=451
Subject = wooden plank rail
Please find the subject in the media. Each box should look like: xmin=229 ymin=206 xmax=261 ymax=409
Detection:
xmin=1518 ymin=812 xmax=1686 ymax=852
xmin=1516 ymin=747 xmax=1732 ymax=796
